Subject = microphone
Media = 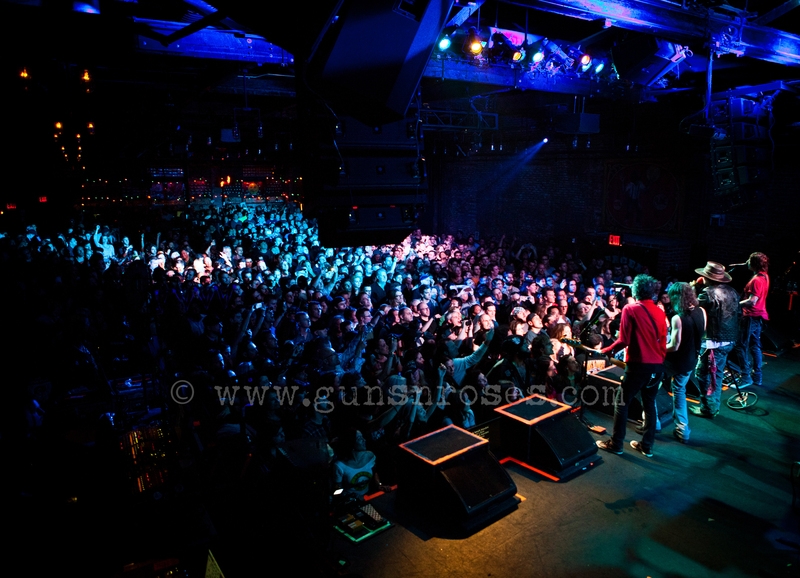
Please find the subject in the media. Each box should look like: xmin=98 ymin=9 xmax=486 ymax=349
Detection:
xmin=727 ymin=263 xmax=746 ymax=268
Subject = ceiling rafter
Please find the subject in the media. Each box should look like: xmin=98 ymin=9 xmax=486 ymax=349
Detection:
xmin=502 ymin=0 xmax=800 ymax=65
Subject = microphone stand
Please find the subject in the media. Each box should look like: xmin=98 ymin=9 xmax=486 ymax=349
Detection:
xmin=575 ymin=347 xmax=606 ymax=434
xmin=579 ymin=307 xmax=604 ymax=344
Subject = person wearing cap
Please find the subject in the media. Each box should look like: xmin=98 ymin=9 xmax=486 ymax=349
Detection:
xmin=727 ymin=252 xmax=770 ymax=388
xmin=688 ymin=261 xmax=740 ymax=419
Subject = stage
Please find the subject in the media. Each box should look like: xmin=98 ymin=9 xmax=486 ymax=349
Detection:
xmin=6 ymin=348 xmax=800 ymax=578
xmin=324 ymin=348 xmax=800 ymax=578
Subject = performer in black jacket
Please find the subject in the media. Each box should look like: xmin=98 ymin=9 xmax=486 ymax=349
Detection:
xmin=688 ymin=262 xmax=739 ymax=419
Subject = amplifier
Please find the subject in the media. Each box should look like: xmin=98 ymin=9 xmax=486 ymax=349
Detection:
xmin=120 ymin=422 xmax=176 ymax=496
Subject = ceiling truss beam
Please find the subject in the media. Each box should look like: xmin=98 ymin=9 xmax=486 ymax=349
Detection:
xmin=504 ymin=0 xmax=800 ymax=66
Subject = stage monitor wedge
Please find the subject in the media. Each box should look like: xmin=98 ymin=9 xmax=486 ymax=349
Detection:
xmin=397 ymin=425 xmax=518 ymax=532
xmin=492 ymin=394 xmax=599 ymax=480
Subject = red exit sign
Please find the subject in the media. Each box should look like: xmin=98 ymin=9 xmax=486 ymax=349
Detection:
xmin=608 ymin=234 xmax=621 ymax=246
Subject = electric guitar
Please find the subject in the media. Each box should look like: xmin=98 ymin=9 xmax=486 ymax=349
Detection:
xmin=560 ymin=338 xmax=627 ymax=370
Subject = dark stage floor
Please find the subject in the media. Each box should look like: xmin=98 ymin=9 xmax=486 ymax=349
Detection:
xmin=7 ymin=347 xmax=800 ymax=578
xmin=313 ymin=347 xmax=800 ymax=578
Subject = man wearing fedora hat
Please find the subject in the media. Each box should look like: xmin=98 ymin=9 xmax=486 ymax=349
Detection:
xmin=689 ymin=261 xmax=740 ymax=419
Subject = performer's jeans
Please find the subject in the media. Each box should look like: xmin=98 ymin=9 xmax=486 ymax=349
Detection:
xmin=732 ymin=316 xmax=764 ymax=384
xmin=670 ymin=369 xmax=692 ymax=440
xmin=611 ymin=363 xmax=663 ymax=452
xmin=695 ymin=343 xmax=734 ymax=414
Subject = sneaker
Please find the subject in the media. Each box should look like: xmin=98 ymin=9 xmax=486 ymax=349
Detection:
xmin=689 ymin=405 xmax=718 ymax=418
xmin=737 ymin=376 xmax=753 ymax=389
xmin=596 ymin=439 xmax=623 ymax=455
xmin=635 ymin=423 xmax=661 ymax=435
xmin=630 ymin=440 xmax=653 ymax=457
xmin=673 ymin=430 xmax=688 ymax=444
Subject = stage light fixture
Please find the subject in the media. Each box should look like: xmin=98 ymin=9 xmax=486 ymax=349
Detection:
xmin=543 ymin=138 xmax=549 ymax=143
xmin=524 ymin=39 xmax=546 ymax=66
xmin=595 ymin=61 xmax=619 ymax=81
xmin=438 ymin=35 xmax=452 ymax=51
xmin=540 ymin=39 xmax=573 ymax=70
xmin=488 ymin=32 xmax=508 ymax=61
xmin=594 ymin=61 xmax=605 ymax=74
xmin=489 ymin=32 xmax=524 ymax=63
xmin=463 ymin=27 xmax=483 ymax=56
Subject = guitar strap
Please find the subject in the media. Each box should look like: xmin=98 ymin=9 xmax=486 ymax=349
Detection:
xmin=638 ymin=302 xmax=663 ymax=344
xmin=636 ymin=303 xmax=666 ymax=391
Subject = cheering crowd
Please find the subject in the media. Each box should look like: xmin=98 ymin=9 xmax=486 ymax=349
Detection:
xmin=2 ymin=198 xmax=764 ymax=498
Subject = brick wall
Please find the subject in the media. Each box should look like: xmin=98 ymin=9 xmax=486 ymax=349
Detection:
xmin=427 ymin=105 xmax=800 ymax=279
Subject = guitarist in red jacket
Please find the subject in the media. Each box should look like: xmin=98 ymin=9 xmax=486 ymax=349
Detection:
xmin=595 ymin=275 xmax=667 ymax=458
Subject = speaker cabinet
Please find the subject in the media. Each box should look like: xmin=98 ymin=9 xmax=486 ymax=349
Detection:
xmin=586 ymin=366 xmax=674 ymax=427
xmin=300 ymin=112 xmax=428 ymax=247
xmin=611 ymin=32 xmax=686 ymax=86
xmin=491 ymin=394 xmax=599 ymax=480
xmin=397 ymin=425 xmax=517 ymax=531
xmin=306 ymin=0 xmax=454 ymax=125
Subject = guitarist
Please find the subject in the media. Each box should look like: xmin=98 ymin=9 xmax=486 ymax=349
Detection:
xmin=595 ymin=274 xmax=667 ymax=458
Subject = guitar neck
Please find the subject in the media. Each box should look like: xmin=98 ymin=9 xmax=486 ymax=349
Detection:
xmin=560 ymin=338 xmax=627 ymax=369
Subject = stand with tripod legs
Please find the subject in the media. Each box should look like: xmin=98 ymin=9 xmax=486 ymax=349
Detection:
xmin=575 ymin=346 xmax=608 ymax=435
xmin=726 ymin=379 xmax=759 ymax=410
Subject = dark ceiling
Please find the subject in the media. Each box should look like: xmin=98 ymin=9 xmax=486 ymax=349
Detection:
xmin=5 ymin=0 xmax=800 ymax=172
